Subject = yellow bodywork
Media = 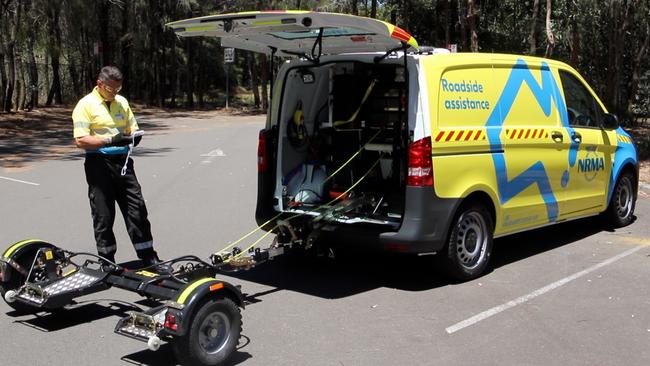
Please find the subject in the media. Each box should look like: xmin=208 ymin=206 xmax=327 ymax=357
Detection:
xmin=420 ymin=53 xmax=620 ymax=236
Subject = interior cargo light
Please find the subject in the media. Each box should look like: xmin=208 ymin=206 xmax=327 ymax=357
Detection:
xmin=164 ymin=313 xmax=178 ymax=331
xmin=407 ymin=138 xmax=433 ymax=186
xmin=257 ymin=130 xmax=268 ymax=173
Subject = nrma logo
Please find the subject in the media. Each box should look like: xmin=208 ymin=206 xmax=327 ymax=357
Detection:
xmin=578 ymin=152 xmax=604 ymax=182
xmin=578 ymin=157 xmax=604 ymax=173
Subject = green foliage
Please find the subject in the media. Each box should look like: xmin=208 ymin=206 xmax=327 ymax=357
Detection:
xmin=0 ymin=0 xmax=649 ymax=116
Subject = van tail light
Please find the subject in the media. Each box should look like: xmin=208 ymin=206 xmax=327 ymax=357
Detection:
xmin=257 ymin=130 xmax=268 ymax=173
xmin=407 ymin=138 xmax=433 ymax=186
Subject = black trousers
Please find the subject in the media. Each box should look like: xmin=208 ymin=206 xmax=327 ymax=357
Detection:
xmin=84 ymin=154 xmax=154 ymax=259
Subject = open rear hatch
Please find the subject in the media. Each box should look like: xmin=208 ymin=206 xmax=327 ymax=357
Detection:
xmin=167 ymin=10 xmax=418 ymax=57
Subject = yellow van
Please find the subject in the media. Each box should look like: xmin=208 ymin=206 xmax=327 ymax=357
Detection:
xmin=169 ymin=11 xmax=638 ymax=280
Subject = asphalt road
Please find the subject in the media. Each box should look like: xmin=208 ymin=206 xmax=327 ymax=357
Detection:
xmin=1 ymin=113 xmax=649 ymax=366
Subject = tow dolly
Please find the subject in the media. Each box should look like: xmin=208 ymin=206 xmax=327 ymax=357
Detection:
xmin=0 ymin=238 xmax=295 ymax=366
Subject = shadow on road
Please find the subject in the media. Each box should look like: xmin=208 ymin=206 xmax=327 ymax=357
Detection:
xmin=9 ymin=300 xmax=137 ymax=332
xmin=122 ymin=343 xmax=252 ymax=366
xmin=0 ymin=109 xmax=171 ymax=168
xmin=230 ymin=216 xmax=608 ymax=301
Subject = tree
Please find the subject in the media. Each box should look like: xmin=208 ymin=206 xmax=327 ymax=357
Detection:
xmin=544 ymin=0 xmax=555 ymax=57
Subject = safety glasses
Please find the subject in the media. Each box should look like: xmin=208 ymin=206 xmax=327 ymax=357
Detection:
xmin=101 ymin=83 xmax=122 ymax=94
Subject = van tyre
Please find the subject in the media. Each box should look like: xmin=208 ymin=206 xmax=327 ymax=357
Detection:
xmin=605 ymin=171 xmax=636 ymax=228
xmin=173 ymin=297 xmax=242 ymax=366
xmin=441 ymin=203 xmax=493 ymax=281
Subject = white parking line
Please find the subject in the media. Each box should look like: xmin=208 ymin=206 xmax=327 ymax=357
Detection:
xmin=445 ymin=245 xmax=644 ymax=334
xmin=0 ymin=176 xmax=40 ymax=186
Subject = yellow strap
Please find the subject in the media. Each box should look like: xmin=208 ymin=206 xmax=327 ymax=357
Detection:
xmin=333 ymin=79 xmax=378 ymax=127
xmin=322 ymin=129 xmax=382 ymax=185
xmin=227 ymin=156 xmax=383 ymax=261
xmin=177 ymin=278 xmax=215 ymax=304
xmin=218 ymin=130 xmax=382 ymax=254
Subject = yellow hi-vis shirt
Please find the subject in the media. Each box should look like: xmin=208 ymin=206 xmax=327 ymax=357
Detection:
xmin=72 ymin=87 xmax=138 ymax=139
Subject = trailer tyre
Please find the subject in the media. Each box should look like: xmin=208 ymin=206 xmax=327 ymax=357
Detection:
xmin=0 ymin=240 xmax=54 ymax=313
xmin=173 ymin=297 xmax=242 ymax=366
xmin=604 ymin=171 xmax=636 ymax=228
xmin=440 ymin=203 xmax=493 ymax=281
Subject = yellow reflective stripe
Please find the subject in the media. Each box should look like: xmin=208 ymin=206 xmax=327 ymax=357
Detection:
xmin=177 ymin=278 xmax=215 ymax=304
xmin=252 ymin=20 xmax=282 ymax=26
xmin=3 ymin=239 xmax=41 ymax=258
xmin=186 ymin=25 xmax=216 ymax=32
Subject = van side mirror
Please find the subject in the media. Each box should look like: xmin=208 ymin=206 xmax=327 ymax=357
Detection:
xmin=601 ymin=113 xmax=619 ymax=130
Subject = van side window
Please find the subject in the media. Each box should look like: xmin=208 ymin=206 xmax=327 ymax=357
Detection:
xmin=559 ymin=71 xmax=602 ymax=128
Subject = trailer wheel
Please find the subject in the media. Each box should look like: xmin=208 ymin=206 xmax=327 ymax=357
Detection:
xmin=0 ymin=241 xmax=54 ymax=313
xmin=173 ymin=297 xmax=242 ymax=366
xmin=604 ymin=171 xmax=636 ymax=228
xmin=440 ymin=203 xmax=493 ymax=281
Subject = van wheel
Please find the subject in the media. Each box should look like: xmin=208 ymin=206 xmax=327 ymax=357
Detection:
xmin=173 ymin=297 xmax=241 ymax=366
xmin=441 ymin=203 xmax=493 ymax=281
xmin=605 ymin=171 xmax=636 ymax=228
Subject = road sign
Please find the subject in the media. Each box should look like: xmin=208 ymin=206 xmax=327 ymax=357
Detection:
xmin=224 ymin=47 xmax=235 ymax=63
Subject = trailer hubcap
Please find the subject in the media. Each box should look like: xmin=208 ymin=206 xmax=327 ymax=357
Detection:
xmin=456 ymin=211 xmax=487 ymax=269
xmin=198 ymin=312 xmax=231 ymax=354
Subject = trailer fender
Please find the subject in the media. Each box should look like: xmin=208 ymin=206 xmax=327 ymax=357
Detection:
xmin=1 ymin=239 xmax=55 ymax=284
xmin=171 ymin=278 xmax=244 ymax=336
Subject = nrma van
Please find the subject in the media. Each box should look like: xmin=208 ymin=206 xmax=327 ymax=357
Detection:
xmin=169 ymin=11 xmax=638 ymax=280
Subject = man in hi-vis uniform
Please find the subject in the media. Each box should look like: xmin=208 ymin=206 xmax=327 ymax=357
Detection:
xmin=72 ymin=66 xmax=160 ymax=266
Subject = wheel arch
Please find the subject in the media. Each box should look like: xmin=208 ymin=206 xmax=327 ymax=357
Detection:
xmin=457 ymin=189 xmax=498 ymax=230
xmin=173 ymin=278 xmax=244 ymax=337
xmin=608 ymin=159 xmax=639 ymax=204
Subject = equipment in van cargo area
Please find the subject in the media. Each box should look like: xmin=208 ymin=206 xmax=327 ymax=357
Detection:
xmin=275 ymin=62 xmax=407 ymax=226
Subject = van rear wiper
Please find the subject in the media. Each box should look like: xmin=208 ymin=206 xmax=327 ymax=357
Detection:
xmin=282 ymin=28 xmax=324 ymax=64
xmin=374 ymin=42 xmax=407 ymax=63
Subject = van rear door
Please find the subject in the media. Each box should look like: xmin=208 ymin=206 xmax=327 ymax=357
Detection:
xmin=167 ymin=11 xmax=418 ymax=56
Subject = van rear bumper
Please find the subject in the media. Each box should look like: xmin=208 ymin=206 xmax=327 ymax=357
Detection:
xmin=378 ymin=186 xmax=460 ymax=253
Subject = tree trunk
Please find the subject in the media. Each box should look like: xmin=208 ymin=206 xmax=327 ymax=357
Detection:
xmin=259 ymin=54 xmax=269 ymax=112
xmin=248 ymin=52 xmax=260 ymax=108
xmin=16 ymin=55 xmax=25 ymax=111
xmin=467 ymin=0 xmax=479 ymax=52
xmin=96 ymin=0 xmax=111 ymax=66
xmin=3 ymin=0 xmax=19 ymax=112
xmin=529 ymin=0 xmax=540 ymax=55
xmin=46 ymin=2 xmax=63 ymax=105
xmin=371 ymin=0 xmax=377 ymax=18
xmin=26 ymin=28 xmax=38 ymax=109
xmin=121 ymin=3 xmax=132 ymax=98
xmin=351 ymin=0 xmax=358 ymax=15
xmin=544 ymin=0 xmax=555 ymax=57
xmin=458 ymin=0 xmax=467 ymax=51
xmin=606 ymin=0 xmax=633 ymax=115
xmin=627 ymin=23 xmax=650 ymax=118
xmin=0 ymin=51 xmax=6 ymax=111
xmin=568 ymin=15 xmax=580 ymax=67
xmin=185 ymin=39 xmax=195 ymax=108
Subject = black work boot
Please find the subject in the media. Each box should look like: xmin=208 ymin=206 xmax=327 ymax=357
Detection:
xmin=139 ymin=251 xmax=162 ymax=267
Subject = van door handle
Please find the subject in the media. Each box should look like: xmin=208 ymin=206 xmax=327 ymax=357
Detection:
xmin=551 ymin=131 xmax=563 ymax=142
xmin=571 ymin=132 xmax=582 ymax=143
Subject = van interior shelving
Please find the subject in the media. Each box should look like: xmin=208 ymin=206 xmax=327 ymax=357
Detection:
xmin=274 ymin=61 xmax=409 ymax=229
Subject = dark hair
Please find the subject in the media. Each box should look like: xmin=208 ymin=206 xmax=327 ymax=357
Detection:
xmin=98 ymin=66 xmax=123 ymax=82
